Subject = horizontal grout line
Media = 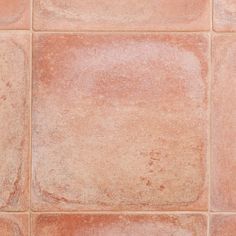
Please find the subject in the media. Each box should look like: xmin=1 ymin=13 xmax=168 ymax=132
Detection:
xmin=1 ymin=210 xmax=236 ymax=214
xmin=0 ymin=212 xmax=30 ymax=215
xmin=31 ymin=29 xmax=212 ymax=33
xmin=28 ymin=211 xmax=209 ymax=215
xmin=211 ymin=212 xmax=236 ymax=215
xmin=211 ymin=32 xmax=236 ymax=35
xmin=1 ymin=211 xmax=236 ymax=215
xmin=29 ymin=31 xmax=236 ymax=34
xmin=0 ymin=29 xmax=30 ymax=32
xmin=0 ymin=30 xmax=236 ymax=34
xmin=0 ymin=30 xmax=236 ymax=35
xmin=0 ymin=29 xmax=236 ymax=34
xmin=0 ymin=30 xmax=209 ymax=33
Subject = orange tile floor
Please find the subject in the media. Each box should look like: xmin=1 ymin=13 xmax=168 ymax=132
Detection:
xmin=0 ymin=0 xmax=235 ymax=235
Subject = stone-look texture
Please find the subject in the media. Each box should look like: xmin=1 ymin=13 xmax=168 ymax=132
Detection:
xmin=212 ymin=35 xmax=236 ymax=211
xmin=214 ymin=0 xmax=236 ymax=31
xmin=211 ymin=215 xmax=236 ymax=236
xmin=0 ymin=33 xmax=30 ymax=211
xmin=0 ymin=0 xmax=30 ymax=29
xmin=32 ymin=33 xmax=209 ymax=211
xmin=33 ymin=0 xmax=210 ymax=31
xmin=0 ymin=214 xmax=28 ymax=236
xmin=32 ymin=214 xmax=207 ymax=236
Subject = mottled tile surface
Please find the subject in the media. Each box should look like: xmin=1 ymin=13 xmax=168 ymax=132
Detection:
xmin=214 ymin=0 xmax=236 ymax=31
xmin=211 ymin=215 xmax=236 ymax=236
xmin=0 ymin=214 xmax=28 ymax=236
xmin=32 ymin=34 xmax=209 ymax=211
xmin=0 ymin=33 xmax=30 ymax=211
xmin=33 ymin=0 xmax=210 ymax=31
xmin=0 ymin=0 xmax=30 ymax=29
xmin=32 ymin=214 xmax=207 ymax=236
xmin=212 ymin=35 xmax=236 ymax=211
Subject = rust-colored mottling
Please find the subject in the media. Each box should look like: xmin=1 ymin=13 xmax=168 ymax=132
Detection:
xmin=32 ymin=34 xmax=209 ymax=211
xmin=214 ymin=0 xmax=236 ymax=31
xmin=0 ymin=0 xmax=30 ymax=29
xmin=212 ymin=35 xmax=236 ymax=211
xmin=32 ymin=214 xmax=207 ymax=236
xmin=0 ymin=33 xmax=29 ymax=210
xmin=0 ymin=214 xmax=28 ymax=236
xmin=33 ymin=0 xmax=210 ymax=31
xmin=211 ymin=215 xmax=236 ymax=236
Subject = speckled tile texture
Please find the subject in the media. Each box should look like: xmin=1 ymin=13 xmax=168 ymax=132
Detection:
xmin=33 ymin=0 xmax=210 ymax=31
xmin=0 ymin=0 xmax=30 ymax=29
xmin=0 ymin=0 xmax=236 ymax=235
xmin=214 ymin=0 xmax=236 ymax=31
xmin=0 ymin=33 xmax=30 ymax=211
xmin=0 ymin=214 xmax=28 ymax=236
xmin=32 ymin=214 xmax=207 ymax=236
xmin=32 ymin=33 xmax=209 ymax=212
xmin=211 ymin=35 xmax=236 ymax=211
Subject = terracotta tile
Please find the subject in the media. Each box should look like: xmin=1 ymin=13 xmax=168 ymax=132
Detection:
xmin=0 ymin=0 xmax=30 ymax=29
xmin=214 ymin=0 xmax=236 ymax=31
xmin=211 ymin=215 xmax=236 ymax=236
xmin=0 ymin=214 xmax=28 ymax=236
xmin=33 ymin=0 xmax=210 ymax=31
xmin=32 ymin=33 xmax=209 ymax=211
xmin=32 ymin=214 xmax=207 ymax=236
xmin=211 ymin=35 xmax=236 ymax=211
xmin=0 ymin=33 xmax=30 ymax=211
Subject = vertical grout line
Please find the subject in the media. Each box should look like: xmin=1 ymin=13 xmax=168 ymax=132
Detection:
xmin=29 ymin=0 xmax=33 ymax=235
xmin=29 ymin=33 xmax=32 ymax=236
xmin=208 ymin=34 xmax=213 ymax=236
xmin=207 ymin=35 xmax=212 ymax=236
xmin=208 ymin=0 xmax=213 ymax=235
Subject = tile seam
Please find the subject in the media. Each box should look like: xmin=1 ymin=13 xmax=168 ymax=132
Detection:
xmin=1 ymin=30 xmax=236 ymax=33
xmin=208 ymin=0 xmax=214 ymax=235
xmin=4 ymin=211 xmax=236 ymax=214
xmin=0 ymin=30 xmax=222 ymax=33
xmin=29 ymin=211 xmax=209 ymax=215
xmin=29 ymin=0 xmax=33 ymax=235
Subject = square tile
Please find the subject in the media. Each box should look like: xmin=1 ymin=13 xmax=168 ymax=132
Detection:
xmin=0 ymin=214 xmax=28 ymax=236
xmin=211 ymin=215 xmax=236 ymax=236
xmin=214 ymin=0 xmax=236 ymax=31
xmin=32 ymin=33 xmax=209 ymax=211
xmin=0 ymin=0 xmax=30 ymax=29
xmin=0 ymin=33 xmax=30 ymax=211
xmin=32 ymin=213 xmax=207 ymax=236
xmin=33 ymin=0 xmax=210 ymax=31
xmin=211 ymin=35 xmax=236 ymax=211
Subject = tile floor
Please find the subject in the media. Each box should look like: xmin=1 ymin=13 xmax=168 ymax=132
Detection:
xmin=0 ymin=0 xmax=235 ymax=235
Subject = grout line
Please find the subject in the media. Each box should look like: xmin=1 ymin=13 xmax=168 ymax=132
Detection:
xmin=0 ymin=212 xmax=31 ymax=215
xmin=0 ymin=29 xmax=216 ymax=33
xmin=2 ymin=29 xmax=236 ymax=34
xmin=29 ymin=0 xmax=33 ymax=235
xmin=32 ymin=30 xmax=210 ymax=34
xmin=30 ymin=209 xmax=209 ymax=213
xmin=29 ymin=34 xmax=32 ymax=236
xmin=32 ymin=29 xmax=211 ymax=33
xmin=1 ymin=30 xmax=236 ymax=34
xmin=1 ymin=210 xmax=236 ymax=214
xmin=0 ymin=29 xmax=30 ymax=32
xmin=211 ymin=212 xmax=236 ymax=215
xmin=30 ymin=212 xmax=33 ymax=236
xmin=28 ymin=211 xmax=209 ymax=215
xmin=207 ymin=38 xmax=211 ymax=236
xmin=208 ymin=0 xmax=214 ymax=235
